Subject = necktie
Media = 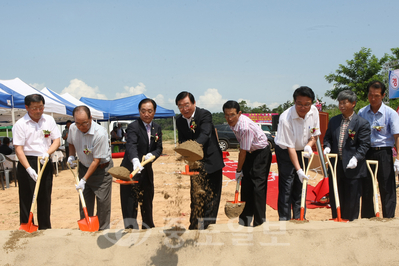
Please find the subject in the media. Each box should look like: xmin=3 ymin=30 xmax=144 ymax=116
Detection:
xmin=146 ymin=124 xmax=151 ymax=143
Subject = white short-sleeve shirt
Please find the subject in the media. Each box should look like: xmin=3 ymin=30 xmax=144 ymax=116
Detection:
xmin=12 ymin=113 xmax=61 ymax=156
xmin=275 ymin=105 xmax=321 ymax=150
xmin=67 ymin=121 xmax=111 ymax=168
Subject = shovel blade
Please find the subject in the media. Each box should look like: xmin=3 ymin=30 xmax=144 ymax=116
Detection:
xmin=19 ymin=213 xmax=38 ymax=233
xmin=78 ymin=216 xmax=100 ymax=232
xmin=224 ymin=201 xmax=246 ymax=219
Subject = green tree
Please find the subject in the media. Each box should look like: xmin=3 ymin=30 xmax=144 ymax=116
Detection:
xmin=251 ymin=104 xmax=271 ymax=113
xmin=325 ymin=47 xmax=390 ymax=101
xmin=238 ymin=100 xmax=252 ymax=113
xmin=271 ymin=100 xmax=294 ymax=114
xmin=212 ymin=112 xmax=226 ymax=125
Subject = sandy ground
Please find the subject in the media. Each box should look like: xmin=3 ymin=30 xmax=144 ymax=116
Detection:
xmin=1 ymin=142 xmax=399 ymax=265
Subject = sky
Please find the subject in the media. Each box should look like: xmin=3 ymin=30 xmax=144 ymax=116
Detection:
xmin=1 ymin=0 xmax=398 ymax=114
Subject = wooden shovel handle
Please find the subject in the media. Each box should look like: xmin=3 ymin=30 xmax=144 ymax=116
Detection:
xmin=29 ymin=156 xmax=49 ymax=213
xmin=129 ymin=155 xmax=156 ymax=178
xmin=67 ymin=160 xmax=88 ymax=208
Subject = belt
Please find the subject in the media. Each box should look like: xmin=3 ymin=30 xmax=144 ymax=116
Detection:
xmin=370 ymin=147 xmax=392 ymax=151
xmin=99 ymin=162 xmax=110 ymax=169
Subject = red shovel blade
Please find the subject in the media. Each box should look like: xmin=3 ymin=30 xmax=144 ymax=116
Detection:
xmin=78 ymin=207 xmax=100 ymax=232
xmin=19 ymin=212 xmax=38 ymax=233
xmin=78 ymin=216 xmax=100 ymax=232
xmin=329 ymin=207 xmax=349 ymax=223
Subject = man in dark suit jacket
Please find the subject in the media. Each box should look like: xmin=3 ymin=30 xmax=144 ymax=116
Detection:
xmin=120 ymin=98 xmax=163 ymax=229
xmin=175 ymin=91 xmax=225 ymax=230
xmin=323 ymin=90 xmax=370 ymax=221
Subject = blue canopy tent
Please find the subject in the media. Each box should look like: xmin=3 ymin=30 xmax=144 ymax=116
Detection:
xmin=80 ymin=94 xmax=177 ymax=144
xmin=80 ymin=94 xmax=175 ymax=119
xmin=0 ymin=78 xmax=72 ymax=124
xmin=0 ymin=88 xmax=13 ymax=108
xmin=0 ymin=81 xmax=31 ymax=125
xmin=0 ymin=89 xmax=16 ymax=126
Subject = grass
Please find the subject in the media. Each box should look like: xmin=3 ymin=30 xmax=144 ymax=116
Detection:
xmin=0 ymin=132 xmax=12 ymax=138
xmin=162 ymin=130 xmax=175 ymax=141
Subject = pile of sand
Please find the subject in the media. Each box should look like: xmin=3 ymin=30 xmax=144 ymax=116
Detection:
xmin=1 ymin=142 xmax=399 ymax=264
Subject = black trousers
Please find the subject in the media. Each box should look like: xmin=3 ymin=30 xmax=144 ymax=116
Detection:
xmin=276 ymin=146 xmax=308 ymax=221
xmin=361 ymin=148 xmax=396 ymax=218
xmin=328 ymin=159 xmax=362 ymax=221
xmin=17 ymin=156 xmax=53 ymax=230
xmin=189 ymin=169 xmax=223 ymax=230
xmin=239 ymin=145 xmax=272 ymax=227
xmin=120 ymin=168 xmax=155 ymax=229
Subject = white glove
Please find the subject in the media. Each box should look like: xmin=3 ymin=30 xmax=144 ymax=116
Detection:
xmin=394 ymin=159 xmax=399 ymax=175
xmin=346 ymin=156 xmax=358 ymax=169
xmin=303 ymin=145 xmax=313 ymax=158
xmin=144 ymin=153 xmax=153 ymax=161
xmin=132 ymin=158 xmax=144 ymax=173
xmin=297 ymin=169 xmax=309 ymax=183
xmin=67 ymin=156 xmax=76 ymax=168
xmin=235 ymin=170 xmax=244 ymax=181
xmin=40 ymin=153 xmax=49 ymax=165
xmin=26 ymin=167 xmax=38 ymax=182
xmin=75 ymin=178 xmax=86 ymax=192
xmin=324 ymin=147 xmax=331 ymax=155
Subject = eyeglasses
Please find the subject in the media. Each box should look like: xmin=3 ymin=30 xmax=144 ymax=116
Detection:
xmin=178 ymin=103 xmax=191 ymax=110
xmin=75 ymin=121 xmax=90 ymax=127
xmin=295 ymin=103 xmax=312 ymax=108
xmin=29 ymin=106 xmax=44 ymax=111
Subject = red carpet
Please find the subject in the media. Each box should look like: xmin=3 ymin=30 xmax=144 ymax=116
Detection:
xmin=222 ymin=156 xmax=329 ymax=210
xmin=112 ymin=152 xmax=125 ymax=158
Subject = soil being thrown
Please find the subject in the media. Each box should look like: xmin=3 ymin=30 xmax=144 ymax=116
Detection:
xmin=174 ymin=140 xmax=203 ymax=162
xmin=108 ymin=166 xmax=131 ymax=181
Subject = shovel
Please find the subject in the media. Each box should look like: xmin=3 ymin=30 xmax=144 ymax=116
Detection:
xmin=299 ymin=152 xmax=314 ymax=221
xmin=67 ymin=160 xmax=99 ymax=232
xmin=129 ymin=155 xmax=156 ymax=179
xmin=19 ymin=156 xmax=49 ymax=233
xmin=325 ymin=154 xmax=348 ymax=223
xmin=225 ymin=176 xmax=246 ymax=219
xmin=366 ymin=160 xmax=380 ymax=218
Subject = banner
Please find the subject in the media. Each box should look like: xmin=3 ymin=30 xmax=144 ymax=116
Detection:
xmin=242 ymin=113 xmax=278 ymax=123
xmin=389 ymin=69 xmax=399 ymax=99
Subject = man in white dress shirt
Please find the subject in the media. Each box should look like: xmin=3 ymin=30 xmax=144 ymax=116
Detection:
xmin=275 ymin=86 xmax=321 ymax=221
xmin=67 ymin=105 xmax=113 ymax=230
xmin=13 ymin=94 xmax=61 ymax=230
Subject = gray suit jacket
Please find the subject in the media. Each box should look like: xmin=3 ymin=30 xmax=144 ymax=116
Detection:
xmin=323 ymin=113 xmax=371 ymax=178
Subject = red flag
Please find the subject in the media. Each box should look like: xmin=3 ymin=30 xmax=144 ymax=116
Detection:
xmin=312 ymin=177 xmax=329 ymax=202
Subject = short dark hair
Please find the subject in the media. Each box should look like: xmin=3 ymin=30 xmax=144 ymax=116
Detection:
xmin=2 ymin=137 xmax=10 ymax=145
xmin=139 ymin=98 xmax=157 ymax=111
xmin=222 ymin=100 xmax=241 ymax=113
xmin=367 ymin=81 xmax=386 ymax=95
xmin=66 ymin=120 xmax=72 ymax=124
xmin=25 ymin=94 xmax=45 ymax=106
xmin=73 ymin=105 xmax=91 ymax=119
xmin=293 ymin=86 xmax=315 ymax=102
xmin=175 ymin=91 xmax=195 ymax=105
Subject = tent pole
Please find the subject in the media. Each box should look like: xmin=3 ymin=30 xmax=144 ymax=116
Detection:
xmin=173 ymin=116 xmax=177 ymax=147
xmin=11 ymin=107 xmax=15 ymax=125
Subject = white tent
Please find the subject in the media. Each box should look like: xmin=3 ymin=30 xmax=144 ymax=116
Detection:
xmin=40 ymin=88 xmax=108 ymax=120
xmin=0 ymin=78 xmax=72 ymax=124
